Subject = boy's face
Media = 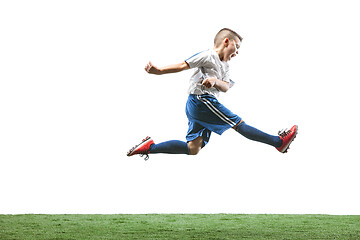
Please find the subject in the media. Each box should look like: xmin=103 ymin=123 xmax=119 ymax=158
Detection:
xmin=223 ymin=37 xmax=241 ymax=62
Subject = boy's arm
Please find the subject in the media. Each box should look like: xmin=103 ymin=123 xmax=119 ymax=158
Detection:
xmin=145 ymin=61 xmax=190 ymax=75
xmin=202 ymin=77 xmax=230 ymax=92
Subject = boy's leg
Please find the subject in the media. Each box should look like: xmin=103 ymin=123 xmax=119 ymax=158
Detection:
xmin=127 ymin=120 xmax=209 ymax=159
xmin=233 ymin=120 xmax=283 ymax=148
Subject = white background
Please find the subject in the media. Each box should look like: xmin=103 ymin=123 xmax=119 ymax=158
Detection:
xmin=1 ymin=0 xmax=359 ymax=214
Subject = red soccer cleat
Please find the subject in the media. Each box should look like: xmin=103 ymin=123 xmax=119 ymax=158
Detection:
xmin=276 ymin=125 xmax=298 ymax=153
xmin=127 ymin=136 xmax=154 ymax=160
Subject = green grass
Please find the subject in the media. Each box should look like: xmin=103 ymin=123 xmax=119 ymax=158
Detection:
xmin=1 ymin=214 xmax=359 ymax=239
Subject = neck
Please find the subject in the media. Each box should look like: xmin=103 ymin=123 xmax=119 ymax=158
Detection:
xmin=213 ymin=46 xmax=225 ymax=61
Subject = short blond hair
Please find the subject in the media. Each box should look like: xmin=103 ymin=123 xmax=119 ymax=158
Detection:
xmin=214 ymin=28 xmax=243 ymax=47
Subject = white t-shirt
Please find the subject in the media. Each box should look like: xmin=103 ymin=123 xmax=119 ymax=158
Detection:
xmin=185 ymin=49 xmax=234 ymax=97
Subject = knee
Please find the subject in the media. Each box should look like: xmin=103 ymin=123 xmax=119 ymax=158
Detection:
xmin=188 ymin=145 xmax=201 ymax=155
xmin=233 ymin=119 xmax=245 ymax=131
xmin=187 ymin=137 xmax=203 ymax=155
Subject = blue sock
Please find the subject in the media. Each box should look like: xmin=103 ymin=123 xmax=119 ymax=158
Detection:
xmin=235 ymin=121 xmax=282 ymax=147
xmin=149 ymin=140 xmax=189 ymax=155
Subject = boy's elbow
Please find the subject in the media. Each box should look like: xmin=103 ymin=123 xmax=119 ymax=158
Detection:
xmin=223 ymin=84 xmax=230 ymax=92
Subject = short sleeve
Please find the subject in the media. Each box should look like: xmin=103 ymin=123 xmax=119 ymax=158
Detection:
xmin=185 ymin=50 xmax=210 ymax=69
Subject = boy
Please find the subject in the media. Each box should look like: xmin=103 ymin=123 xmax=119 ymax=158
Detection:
xmin=127 ymin=28 xmax=297 ymax=160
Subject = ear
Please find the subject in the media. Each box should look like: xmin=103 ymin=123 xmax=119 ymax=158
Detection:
xmin=224 ymin=38 xmax=229 ymax=46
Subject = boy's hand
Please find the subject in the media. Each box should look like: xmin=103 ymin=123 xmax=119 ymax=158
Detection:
xmin=145 ymin=61 xmax=162 ymax=75
xmin=202 ymin=78 xmax=216 ymax=88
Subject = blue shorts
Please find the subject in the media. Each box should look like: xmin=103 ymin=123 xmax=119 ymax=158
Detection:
xmin=185 ymin=94 xmax=242 ymax=147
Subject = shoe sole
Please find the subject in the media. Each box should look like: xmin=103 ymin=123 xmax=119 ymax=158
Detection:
xmin=282 ymin=125 xmax=298 ymax=153
xmin=127 ymin=136 xmax=151 ymax=157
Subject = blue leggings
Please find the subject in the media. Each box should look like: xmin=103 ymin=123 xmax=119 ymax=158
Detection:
xmin=149 ymin=140 xmax=189 ymax=154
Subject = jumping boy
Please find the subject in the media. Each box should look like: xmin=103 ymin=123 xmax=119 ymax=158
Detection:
xmin=127 ymin=28 xmax=297 ymax=160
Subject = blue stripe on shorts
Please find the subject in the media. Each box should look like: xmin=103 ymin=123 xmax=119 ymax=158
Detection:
xmin=185 ymin=94 xmax=242 ymax=147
